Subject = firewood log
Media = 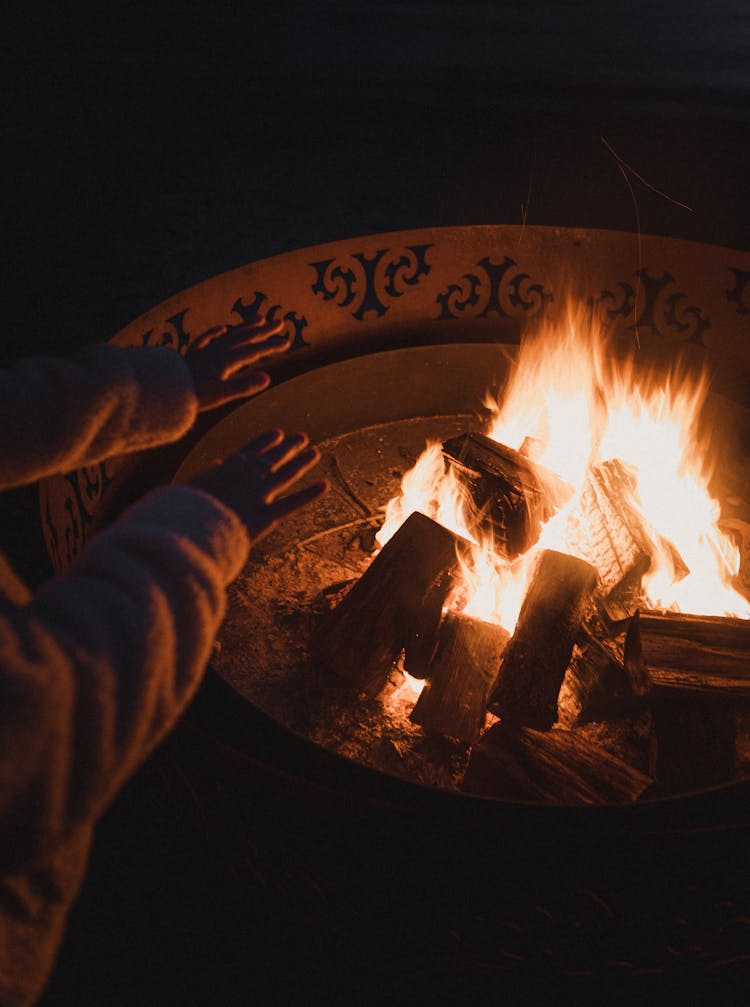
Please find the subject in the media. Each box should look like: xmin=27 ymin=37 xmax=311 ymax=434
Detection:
xmin=559 ymin=628 xmax=646 ymax=725
xmin=409 ymin=612 xmax=509 ymax=744
xmin=312 ymin=512 xmax=468 ymax=696
xmin=461 ymin=721 xmax=653 ymax=804
xmin=623 ymin=610 xmax=750 ymax=701
xmin=402 ymin=568 xmax=454 ymax=679
xmin=488 ymin=550 xmax=598 ymax=729
xmin=624 ymin=610 xmax=748 ymax=794
xmin=565 ymin=458 xmax=689 ymax=621
xmin=649 ymin=696 xmax=737 ymax=795
xmin=442 ymin=433 xmax=572 ymax=557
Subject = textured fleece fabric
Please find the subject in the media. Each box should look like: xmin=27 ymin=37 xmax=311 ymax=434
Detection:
xmin=0 ymin=344 xmax=250 ymax=1005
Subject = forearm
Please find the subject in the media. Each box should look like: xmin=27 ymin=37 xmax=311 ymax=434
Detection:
xmin=0 ymin=485 xmax=248 ymax=873
xmin=0 ymin=344 xmax=197 ymax=490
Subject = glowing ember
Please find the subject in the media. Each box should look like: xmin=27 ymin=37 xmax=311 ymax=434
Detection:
xmin=399 ymin=668 xmax=426 ymax=699
xmin=378 ymin=303 xmax=749 ymax=631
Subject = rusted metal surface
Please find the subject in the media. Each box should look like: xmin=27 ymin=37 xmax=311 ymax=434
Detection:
xmin=213 ymin=415 xmax=476 ymax=791
xmin=40 ymin=225 xmax=750 ymax=570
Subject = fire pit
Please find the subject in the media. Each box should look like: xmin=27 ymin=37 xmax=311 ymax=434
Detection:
xmin=40 ymin=226 xmax=750 ymax=981
xmin=172 ymin=330 xmax=750 ymax=805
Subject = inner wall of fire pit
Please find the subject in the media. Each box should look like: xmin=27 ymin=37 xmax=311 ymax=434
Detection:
xmin=175 ymin=343 xmax=750 ymax=801
xmin=38 ymin=226 xmax=750 ymax=808
xmin=175 ymin=344 xmax=497 ymax=781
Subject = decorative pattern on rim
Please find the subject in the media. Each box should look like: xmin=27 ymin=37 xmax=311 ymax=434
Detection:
xmin=39 ymin=225 xmax=750 ymax=572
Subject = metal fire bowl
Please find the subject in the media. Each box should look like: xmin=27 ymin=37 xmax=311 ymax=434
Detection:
xmin=39 ymin=226 xmax=750 ymax=978
xmin=40 ymin=224 xmax=750 ymax=805
xmin=41 ymin=224 xmax=750 ymax=571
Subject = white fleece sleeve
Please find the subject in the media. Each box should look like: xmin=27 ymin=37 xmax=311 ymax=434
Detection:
xmin=0 ymin=484 xmax=249 ymax=875
xmin=0 ymin=344 xmax=198 ymax=490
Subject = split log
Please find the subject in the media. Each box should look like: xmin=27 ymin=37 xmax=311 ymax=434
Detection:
xmin=409 ymin=612 xmax=509 ymax=744
xmin=621 ymin=610 xmax=748 ymax=793
xmin=565 ymin=458 xmax=689 ymax=621
xmin=442 ymin=433 xmax=572 ymax=558
xmin=488 ymin=550 xmax=598 ymax=730
xmin=312 ymin=512 xmax=468 ymax=696
xmin=559 ymin=628 xmax=646 ymax=725
xmin=402 ymin=567 xmax=455 ymax=680
xmin=623 ymin=610 xmax=750 ymax=701
xmin=649 ymin=697 xmax=737 ymax=795
xmin=461 ymin=721 xmax=653 ymax=804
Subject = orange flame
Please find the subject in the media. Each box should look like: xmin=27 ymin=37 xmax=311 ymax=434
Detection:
xmin=379 ymin=302 xmax=749 ymax=630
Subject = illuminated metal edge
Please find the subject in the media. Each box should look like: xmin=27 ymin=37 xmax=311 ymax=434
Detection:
xmin=39 ymin=224 xmax=750 ymax=572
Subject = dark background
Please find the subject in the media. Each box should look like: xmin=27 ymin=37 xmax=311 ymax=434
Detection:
xmin=2 ymin=3 xmax=750 ymax=1001
xmin=3 ymin=1 xmax=750 ymax=581
xmin=2 ymin=2 xmax=750 ymax=362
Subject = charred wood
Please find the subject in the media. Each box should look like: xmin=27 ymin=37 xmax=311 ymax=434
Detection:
xmin=314 ymin=577 xmax=359 ymax=614
xmin=623 ymin=610 xmax=750 ymax=701
xmin=462 ymin=721 xmax=653 ymax=804
xmin=559 ymin=629 xmax=646 ymax=726
xmin=312 ymin=512 xmax=467 ymax=696
xmin=410 ymin=612 xmax=509 ymax=744
xmin=442 ymin=433 xmax=572 ymax=557
xmin=488 ymin=550 xmax=598 ymax=730
xmin=622 ymin=614 xmax=653 ymax=697
xmin=402 ymin=568 xmax=454 ymax=679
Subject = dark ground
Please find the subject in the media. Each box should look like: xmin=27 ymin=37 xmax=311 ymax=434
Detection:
xmin=2 ymin=3 xmax=750 ymax=1002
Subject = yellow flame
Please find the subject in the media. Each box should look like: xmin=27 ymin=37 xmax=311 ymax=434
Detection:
xmin=379 ymin=301 xmax=749 ymax=629
xmin=402 ymin=669 xmax=425 ymax=697
xmin=375 ymin=443 xmax=520 ymax=628
xmin=582 ymin=358 xmax=746 ymax=616
xmin=376 ymin=444 xmax=469 ymax=547
xmin=485 ymin=307 xmax=603 ymax=490
xmin=458 ymin=547 xmax=533 ymax=632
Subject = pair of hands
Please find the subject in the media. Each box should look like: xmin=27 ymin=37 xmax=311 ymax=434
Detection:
xmin=184 ymin=316 xmax=327 ymax=541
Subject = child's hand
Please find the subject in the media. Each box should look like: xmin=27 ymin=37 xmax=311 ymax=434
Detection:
xmin=184 ymin=316 xmax=290 ymax=412
xmin=191 ymin=429 xmax=328 ymax=542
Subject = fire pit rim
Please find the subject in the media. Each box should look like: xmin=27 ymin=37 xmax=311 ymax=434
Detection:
xmin=185 ymin=343 xmax=750 ymax=820
xmin=36 ymin=225 xmax=750 ymax=820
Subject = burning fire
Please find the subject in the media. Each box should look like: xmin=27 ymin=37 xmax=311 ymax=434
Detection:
xmin=377 ymin=303 xmax=750 ymax=635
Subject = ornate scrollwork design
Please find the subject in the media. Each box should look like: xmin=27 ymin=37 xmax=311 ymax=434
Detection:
xmin=140 ymin=309 xmax=191 ymax=353
xmin=309 ymin=244 xmax=433 ymax=321
xmin=599 ymin=268 xmax=710 ymax=346
xmin=231 ymin=292 xmax=310 ymax=351
xmin=46 ymin=289 xmax=309 ymax=571
xmin=435 ymin=255 xmax=552 ymax=322
xmin=77 ymin=462 xmax=111 ymax=522
xmin=141 ymin=297 xmax=310 ymax=356
xmin=727 ymin=267 xmax=750 ymax=317
xmin=42 ymin=460 xmax=114 ymax=571
xmin=41 ymin=477 xmax=78 ymax=573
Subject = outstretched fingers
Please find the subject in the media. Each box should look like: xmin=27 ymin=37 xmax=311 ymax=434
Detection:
xmin=221 ymin=332 xmax=290 ymax=377
xmin=226 ymin=315 xmax=286 ymax=345
xmin=193 ymin=428 xmax=327 ymax=541
xmin=236 ymin=428 xmax=285 ymax=460
xmin=266 ymin=478 xmax=329 ymax=522
xmin=220 ymin=370 xmax=272 ymax=401
xmin=256 ymin=431 xmax=309 ymax=470
xmin=263 ymin=445 xmax=322 ymax=503
xmin=191 ymin=314 xmax=285 ymax=353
